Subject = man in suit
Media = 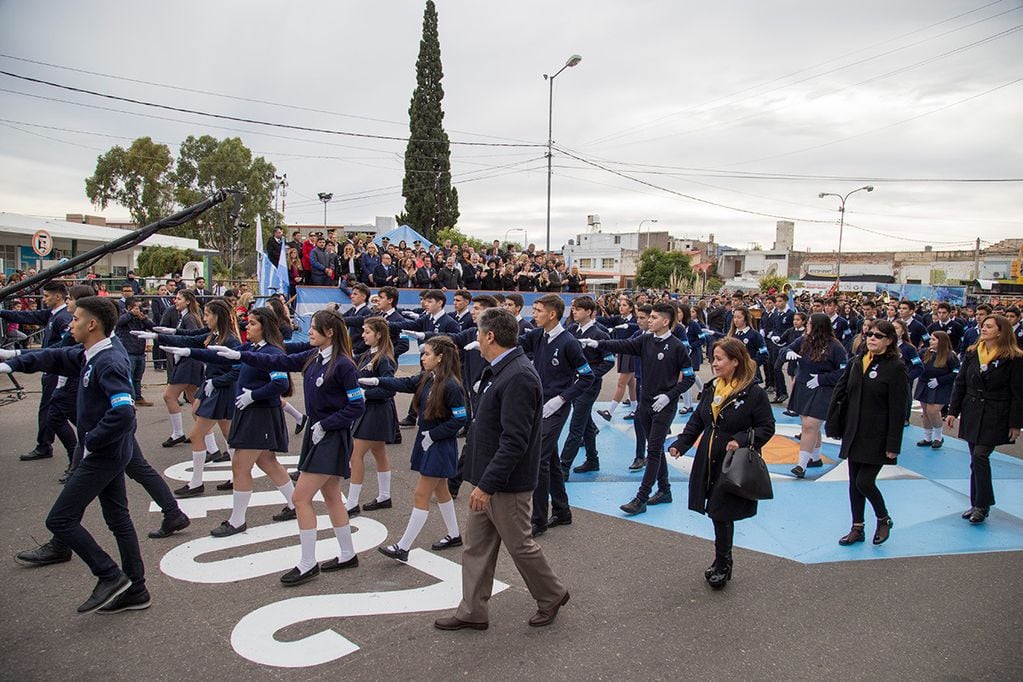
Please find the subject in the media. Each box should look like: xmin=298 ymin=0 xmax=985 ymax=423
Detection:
xmin=192 ymin=277 xmax=210 ymax=310
xmin=438 ymin=255 xmax=463 ymax=290
xmin=372 ymin=253 xmax=401 ymax=288
xmin=415 ymin=260 xmax=439 ymax=288
xmin=309 ymin=238 xmax=333 ymax=286
xmin=434 ymin=307 xmax=568 ymax=631
xmin=265 ymin=226 xmax=285 ymax=266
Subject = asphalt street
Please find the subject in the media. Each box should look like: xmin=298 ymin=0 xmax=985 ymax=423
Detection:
xmin=0 ymin=365 xmax=1020 ymax=681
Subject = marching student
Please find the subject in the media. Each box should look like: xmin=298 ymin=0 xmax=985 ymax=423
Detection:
xmin=625 ymin=305 xmax=653 ymax=471
xmin=896 ymin=300 xmax=930 ymax=349
xmin=172 ymin=307 xmax=295 ymax=536
xmin=783 ymin=313 xmax=847 ymax=478
xmin=359 ymin=336 xmax=467 ymax=559
xmin=1 ymin=296 xmax=147 ymax=613
xmin=776 ymin=312 xmax=807 ymax=411
xmin=451 ymin=290 xmax=475 ymax=331
xmin=824 ymin=297 xmax=853 ymax=351
xmin=0 ymin=280 xmax=74 ymax=462
xmin=114 ymin=297 xmax=155 ymax=407
xmin=727 ymin=306 xmax=769 ymax=382
xmin=581 ymin=302 xmax=696 ymax=515
xmin=927 ymin=302 xmax=964 ymax=353
xmin=678 ymin=303 xmax=706 ymax=414
xmin=346 ymin=318 xmax=398 ymax=516
xmin=1007 ymin=306 xmax=1023 ymax=349
xmin=215 ymin=310 xmax=366 ymax=585
xmin=596 ymin=296 xmax=639 ymax=420
xmin=267 ymin=296 xmax=308 ymax=435
xmin=161 ymin=290 xmax=203 ymax=448
xmin=137 ymin=299 xmax=242 ymax=497
xmin=892 ymin=319 xmax=925 ymax=425
xmin=559 ymin=296 xmax=615 ymax=476
xmin=502 ymin=293 xmax=534 ymax=335
xmin=946 ymin=314 xmax=1023 ymax=524
xmin=914 ymin=330 xmax=959 ymax=449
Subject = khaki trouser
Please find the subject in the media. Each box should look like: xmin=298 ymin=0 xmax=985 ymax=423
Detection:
xmin=455 ymin=490 xmax=566 ymax=623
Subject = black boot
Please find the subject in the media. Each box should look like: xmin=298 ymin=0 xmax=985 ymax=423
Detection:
xmin=707 ymin=556 xmax=732 ymax=589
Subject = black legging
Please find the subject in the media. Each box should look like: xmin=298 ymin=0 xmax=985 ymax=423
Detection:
xmin=712 ymin=518 xmax=734 ymax=566
xmin=848 ymin=460 xmax=888 ymax=524
xmin=968 ymin=443 xmax=995 ymax=509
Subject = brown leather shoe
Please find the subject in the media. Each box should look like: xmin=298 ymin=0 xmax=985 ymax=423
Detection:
xmin=433 ymin=615 xmax=488 ymax=631
xmin=135 ymin=398 xmax=154 ymax=407
xmin=529 ymin=591 xmax=570 ymax=627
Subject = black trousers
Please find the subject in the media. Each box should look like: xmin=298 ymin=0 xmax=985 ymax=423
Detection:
xmin=35 ymin=373 xmax=58 ymax=452
xmin=848 ymin=460 xmax=888 ymax=523
xmin=634 ymin=411 xmax=647 ymax=459
xmin=46 ymin=387 xmax=78 ymax=461
xmin=45 ymin=448 xmax=145 ymax=594
xmin=765 ymin=339 xmax=779 ymax=390
xmin=532 ymin=404 xmax=572 ymax=528
xmin=712 ymin=518 xmax=734 ymax=566
xmin=968 ymin=443 xmax=995 ymax=508
xmin=560 ymin=383 xmax=601 ymax=468
xmin=636 ymin=398 xmax=676 ymax=500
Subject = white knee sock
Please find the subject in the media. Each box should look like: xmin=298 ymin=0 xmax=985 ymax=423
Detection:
xmin=682 ymin=391 xmax=693 ymax=409
xmin=377 ymin=470 xmax=391 ymax=500
xmin=204 ymin=432 xmax=218 ymax=453
xmin=694 ymin=374 xmax=705 ymax=391
xmin=922 ymin=427 xmax=933 ymax=441
xmin=347 ymin=483 xmax=362 ymax=510
xmin=283 ymin=402 xmax=303 ymax=423
xmin=278 ymin=480 xmax=295 ymax=509
xmin=227 ymin=447 xmax=235 ymax=459
xmin=189 ymin=451 xmax=205 ymax=488
xmin=228 ymin=490 xmax=252 ymax=527
xmin=333 ymin=525 xmax=355 ymax=561
xmin=170 ymin=412 xmax=184 ymax=438
xmin=933 ymin=423 xmax=942 ymax=439
xmin=609 ymin=400 xmax=620 ymax=415
xmin=798 ymin=450 xmax=812 ymax=468
xmin=397 ymin=507 xmax=429 ymax=550
xmin=438 ymin=499 xmax=460 ymax=538
xmin=297 ymin=528 xmax=318 ymax=573
xmin=811 ymin=443 xmax=822 ymax=459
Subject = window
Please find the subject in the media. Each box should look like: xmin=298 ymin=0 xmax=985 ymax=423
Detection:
xmin=613 ymin=236 xmax=621 ymax=245
xmin=0 ymin=244 xmax=15 ymax=267
xmin=602 ymin=258 xmax=616 ymax=269
xmin=765 ymin=254 xmax=786 ymax=260
xmin=579 ymin=258 xmax=593 ymax=268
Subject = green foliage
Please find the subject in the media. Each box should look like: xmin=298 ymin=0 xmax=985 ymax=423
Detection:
xmin=635 ymin=249 xmax=693 ymax=289
xmin=706 ymin=278 xmax=724 ymax=293
xmin=758 ymin=274 xmax=789 ymax=293
xmin=434 ymin=226 xmax=487 ymax=251
xmin=401 ymin=0 xmax=459 ymax=242
xmin=136 ymin=246 xmax=196 ymax=279
xmin=85 ymin=137 xmax=175 ymax=226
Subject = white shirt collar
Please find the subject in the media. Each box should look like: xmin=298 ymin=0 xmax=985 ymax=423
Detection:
xmin=84 ymin=336 xmax=113 ymax=362
xmin=653 ymin=330 xmax=672 ymax=340
xmin=319 ymin=346 xmax=333 ymax=361
xmin=545 ymin=323 xmax=565 ymax=341
xmin=52 ymin=303 xmax=67 ymax=315
xmin=255 ymin=340 xmax=267 ymax=348
xmin=431 ymin=311 xmax=445 ymax=322
xmin=734 ymin=326 xmax=749 ymax=334
xmin=515 ymin=314 xmax=523 ymax=322
xmin=353 ymin=302 xmax=365 ymax=312
xmin=579 ymin=320 xmax=595 ymax=333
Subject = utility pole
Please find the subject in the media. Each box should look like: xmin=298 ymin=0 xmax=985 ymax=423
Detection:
xmin=973 ymin=237 xmax=981 ymax=280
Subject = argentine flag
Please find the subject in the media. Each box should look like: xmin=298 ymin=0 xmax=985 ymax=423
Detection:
xmin=256 ymin=214 xmax=289 ymax=299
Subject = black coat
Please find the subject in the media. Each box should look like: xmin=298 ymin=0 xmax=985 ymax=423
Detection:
xmin=948 ymin=351 xmax=1023 ymax=446
xmin=669 ymin=380 xmax=775 ymax=522
xmin=826 ymin=352 xmax=907 ymax=465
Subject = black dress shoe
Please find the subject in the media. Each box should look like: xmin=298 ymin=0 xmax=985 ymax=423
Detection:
xmin=707 ymin=564 xmax=732 ymax=590
xmin=838 ymin=525 xmax=865 ymax=546
xmin=161 ymin=435 xmax=188 ymax=448
xmin=78 ymin=573 xmax=131 ymax=613
xmin=548 ymin=514 xmax=572 ymax=528
xmin=648 ymin=490 xmax=673 ymax=505
xmin=678 ymin=407 xmax=694 ymax=415
xmin=289 ymin=470 xmax=300 ymax=481
xmin=280 ymin=564 xmax=320 ymax=586
xmin=272 ymin=505 xmax=297 ymax=522
xmin=968 ymin=508 xmax=989 ymax=524
xmin=147 ymin=511 xmax=191 ymax=539
xmin=596 ymin=409 xmax=612 ymax=422
xmin=782 ymin=409 xmax=799 ymax=417
xmin=212 ymin=451 xmax=231 ymax=463
xmin=531 ymin=524 xmax=546 ymax=538
xmin=20 ymin=447 xmax=53 ymax=461
xmin=58 ymin=468 xmax=73 ymax=484
xmin=321 ymin=555 xmax=359 ymax=571
xmin=378 ymin=543 xmax=409 ymax=561
xmin=434 ymin=615 xmax=488 ymax=631
xmin=620 ymin=498 xmax=647 ymax=515
xmin=398 ymin=415 xmax=417 ymax=427
xmin=216 ymin=480 xmax=234 ymax=491
xmin=916 ymin=439 xmax=933 ymax=447
xmin=930 ymin=439 xmax=944 ymax=449
xmin=431 ymin=535 xmax=463 ymax=550
xmin=173 ymin=483 xmax=204 ymax=498
xmin=628 ymin=457 xmax=647 ymax=471
xmin=771 ymin=394 xmax=788 ymax=404
xmin=346 ymin=505 xmax=361 ymax=518
xmin=97 ymin=589 xmax=152 ymax=614
xmin=204 ymin=451 xmax=220 ymax=464
xmin=806 ymin=459 xmax=823 ymax=468
xmin=392 ymin=431 xmax=403 ymax=444
xmin=294 ymin=415 xmax=308 ymax=435
xmin=790 ymin=465 xmax=805 ymax=479
xmin=210 ymin=520 xmax=246 ymax=537
xmin=362 ymin=497 xmax=392 ymax=511
xmin=573 ymin=459 xmax=600 ymax=474
xmin=529 ymin=591 xmax=570 ymax=627
xmin=623 ymin=411 xmax=636 ymax=420
xmin=15 ymin=540 xmax=72 ymax=566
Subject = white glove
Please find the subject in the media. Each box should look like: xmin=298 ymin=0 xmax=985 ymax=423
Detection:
xmin=579 ymin=339 xmax=598 ymax=348
xmin=464 ymin=341 xmax=480 ymax=351
xmin=130 ymin=331 xmax=157 ymax=340
xmin=771 ymin=336 xmax=781 ymax=343
xmin=402 ymin=310 xmax=420 ymax=320
xmin=806 ymin=374 xmax=820 ymax=390
xmin=210 ymin=345 xmax=241 ymax=360
xmin=652 ymin=394 xmax=670 ymax=412
xmin=613 ymin=323 xmax=630 ymax=330
xmin=542 ymin=396 xmax=566 ymax=418
xmin=358 ymin=377 xmax=380 ymax=386
xmin=204 ymin=379 xmax=215 ymax=396
xmin=421 ymin=431 xmax=434 ymax=450
xmin=82 ymin=446 xmax=91 ymax=459
xmin=407 ymin=331 xmax=425 ymax=340
xmin=153 ymin=326 xmax=176 ymax=334
xmin=0 ymin=362 xmax=11 ymax=374
xmin=927 ymin=378 xmax=938 ymax=389
xmin=164 ymin=346 xmax=191 ymax=358
xmin=235 ymin=388 xmax=254 ymax=410
xmin=472 ymin=379 xmax=482 ymax=393
xmin=311 ymin=422 xmax=325 ymax=445
xmin=0 ymin=348 xmax=18 ymax=360
xmin=786 ymin=350 xmax=801 ymax=361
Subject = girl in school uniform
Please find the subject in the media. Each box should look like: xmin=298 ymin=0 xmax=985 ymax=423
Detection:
xmin=914 ymin=330 xmax=960 ymax=449
xmin=727 ymin=306 xmax=769 ymax=384
xmin=215 ymin=309 xmax=366 ymax=585
xmin=135 ymin=298 xmax=241 ymax=497
xmin=161 ymin=290 xmax=203 ymax=447
xmin=346 ymin=318 xmax=398 ymax=516
xmin=680 ymin=304 xmax=706 ymax=413
xmin=892 ymin=319 xmax=925 ymax=425
xmin=268 ymin=296 xmax=307 ymax=434
xmin=359 ymin=336 xmax=467 ymax=561
xmin=596 ymin=297 xmax=639 ymax=419
xmin=784 ymin=312 xmax=848 ymax=478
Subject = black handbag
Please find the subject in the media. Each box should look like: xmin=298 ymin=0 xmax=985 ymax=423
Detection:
xmin=719 ymin=428 xmax=774 ymax=501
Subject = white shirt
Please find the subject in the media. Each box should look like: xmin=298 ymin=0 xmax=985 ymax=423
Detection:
xmin=544 ymin=323 xmax=566 ymax=342
xmin=84 ymin=336 xmax=114 ymax=363
xmin=578 ymin=320 xmax=595 ymax=334
xmin=653 ymin=330 xmax=672 ymax=341
xmin=319 ymin=346 xmax=333 ymax=362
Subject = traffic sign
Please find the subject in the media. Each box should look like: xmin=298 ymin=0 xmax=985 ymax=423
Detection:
xmin=31 ymin=230 xmax=53 ymax=257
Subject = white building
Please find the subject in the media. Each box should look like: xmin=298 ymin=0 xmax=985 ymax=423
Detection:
xmin=562 ymin=229 xmax=673 ymax=290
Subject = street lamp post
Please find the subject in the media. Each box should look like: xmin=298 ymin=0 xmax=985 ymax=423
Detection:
xmin=544 ymin=54 xmax=582 ymax=254
xmin=638 ymin=218 xmax=658 ymax=251
xmin=317 ymin=192 xmax=333 ymax=231
xmin=818 ymin=186 xmax=873 ymax=290
xmin=505 ymin=227 xmax=527 ymax=249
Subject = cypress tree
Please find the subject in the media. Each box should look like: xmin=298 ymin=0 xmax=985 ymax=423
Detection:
xmin=399 ymin=0 xmax=458 ymax=241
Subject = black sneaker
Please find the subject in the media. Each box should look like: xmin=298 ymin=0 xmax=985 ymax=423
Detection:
xmin=58 ymin=468 xmax=73 ymax=484
xmin=77 ymin=573 xmax=131 ymax=613
xmin=623 ymin=411 xmax=636 ymax=421
xmin=548 ymin=514 xmax=572 ymax=527
xmin=97 ymin=589 xmax=152 ymax=614
xmin=531 ymin=524 xmax=546 ymax=538
xmin=620 ymin=498 xmax=647 ymax=515
xmin=362 ymin=497 xmax=392 ymax=512
xmin=596 ymin=409 xmax=612 ymax=422
xmin=15 ymin=540 xmax=72 ymax=566
xmin=161 ymin=435 xmax=188 ymax=448
xmin=280 ymin=564 xmax=320 ymax=586
xmin=210 ymin=520 xmax=246 ymax=537
xmin=173 ymin=483 xmax=204 ymax=498
xmin=321 ymin=555 xmax=359 ymax=571
xmin=573 ymin=459 xmax=600 ymax=474
xmin=272 ymin=506 xmax=297 ymax=522
xmin=628 ymin=457 xmax=647 ymax=471
xmin=648 ymin=490 xmax=673 ymax=505
xmin=378 ymin=543 xmax=409 ymax=561
xmin=294 ymin=415 xmax=308 ymax=435
xmin=431 ymin=535 xmax=463 ymax=550
xmin=398 ymin=416 xmax=417 ymax=427
xmin=147 ymin=511 xmax=191 ymax=539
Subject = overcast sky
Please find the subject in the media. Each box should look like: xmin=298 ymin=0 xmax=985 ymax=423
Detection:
xmin=0 ymin=0 xmax=1020 ymax=253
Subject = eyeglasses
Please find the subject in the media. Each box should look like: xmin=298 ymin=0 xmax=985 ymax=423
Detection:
xmin=864 ymin=332 xmax=889 ymax=339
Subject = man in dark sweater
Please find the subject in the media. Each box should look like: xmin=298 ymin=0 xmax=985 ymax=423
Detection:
xmin=583 ymin=302 xmax=695 ymax=515
xmin=114 ymin=297 xmax=155 ymax=406
xmin=434 ymin=307 xmax=568 ymax=631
